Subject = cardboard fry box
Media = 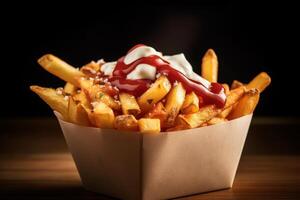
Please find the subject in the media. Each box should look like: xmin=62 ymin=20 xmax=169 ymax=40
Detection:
xmin=54 ymin=112 xmax=252 ymax=200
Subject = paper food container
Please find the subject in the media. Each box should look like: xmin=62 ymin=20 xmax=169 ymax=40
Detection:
xmin=54 ymin=111 xmax=252 ymax=200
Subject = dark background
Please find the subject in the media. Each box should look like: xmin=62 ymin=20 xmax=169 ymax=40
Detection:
xmin=0 ymin=1 xmax=298 ymax=118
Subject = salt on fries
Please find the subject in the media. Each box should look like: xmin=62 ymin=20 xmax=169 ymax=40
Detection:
xmin=31 ymin=49 xmax=271 ymax=133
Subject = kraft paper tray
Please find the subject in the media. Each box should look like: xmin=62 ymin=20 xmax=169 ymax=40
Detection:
xmin=55 ymin=111 xmax=252 ymax=200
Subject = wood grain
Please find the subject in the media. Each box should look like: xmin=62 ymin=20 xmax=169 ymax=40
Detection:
xmin=0 ymin=118 xmax=300 ymax=199
xmin=1 ymin=155 xmax=300 ymax=199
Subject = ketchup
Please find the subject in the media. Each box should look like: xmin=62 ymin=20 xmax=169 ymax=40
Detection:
xmin=108 ymin=45 xmax=226 ymax=108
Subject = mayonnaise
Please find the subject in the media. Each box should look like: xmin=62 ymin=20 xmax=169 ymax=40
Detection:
xmin=99 ymin=45 xmax=210 ymax=88
xmin=124 ymin=46 xmax=162 ymax=65
xmin=127 ymin=64 xmax=157 ymax=80
xmin=100 ymin=61 xmax=116 ymax=76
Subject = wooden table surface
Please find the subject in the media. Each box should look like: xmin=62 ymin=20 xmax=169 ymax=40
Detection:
xmin=1 ymin=118 xmax=300 ymax=199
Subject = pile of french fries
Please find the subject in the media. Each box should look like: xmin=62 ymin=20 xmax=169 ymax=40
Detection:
xmin=30 ymin=49 xmax=271 ymax=133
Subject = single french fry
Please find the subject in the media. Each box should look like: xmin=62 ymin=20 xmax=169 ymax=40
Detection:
xmin=119 ymin=93 xmax=141 ymax=115
xmin=231 ymin=80 xmax=244 ymax=89
xmin=38 ymin=54 xmax=84 ymax=87
xmin=218 ymin=86 xmax=246 ymax=118
xmin=181 ymin=92 xmax=199 ymax=114
xmin=138 ymin=118 xmax=160 ymax=134
xmin=30 ymin=85 xmax=68 ymax=120
xmin=165 ymin=83 xmax=186 ymax=126
xmin=218 ymin=106 xmax=234 ymax=118
xmin=247 ymin=72 xmax=271 ymax=92
xmin=64 ymin=82 xmax=77 ymax=95
xmin=92 ymin=102 xmax=115 ymax=128
xmin=201 ymin=49 xmax=218 ymax=82
xmin=138 ymin=75 xmax=171 ymax=112
xmin=81 ymin=104 xmax=96 ymax=127
xmin=114 ymin=115 xmax=138 ymax=131
xmin=144 ymin=102 xmax=168 ymax=127
xmin=228 ymin=88 xmax=260 ymax=119
xmin=207 ymin=117 xmax=228 ymax=125
xmin=224 ymin=86 xmax=246 ymax=108
xmin=68 ymin=97 xmax=90 ymax=126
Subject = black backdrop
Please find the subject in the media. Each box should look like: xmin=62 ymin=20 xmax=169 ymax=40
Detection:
xmin=0 ymin=2 xmax=298 ymax=118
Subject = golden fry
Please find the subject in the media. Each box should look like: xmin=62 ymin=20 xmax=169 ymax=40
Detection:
xmin=30 ymin=85 xmax=68 ymax=120
xmin=218 ymin=106 xmax=234 ymax=118
xmin=64 ymin=82 xmax=77 ymax=95
xmin=72 ymin=90 xmax=90 ymax=108
xmin=38 ymin=54 xmax=84 ymax=87
xmin=247 ymin=72 xmax=271 ymax=92
xmin=145 ymin=102 xmax=168 ymax=127
xmin=201 ymin=49 xmax=218 ymax=82
xmin=177 ymin=105 xmax=219 ymax=128
xmin=119 ymin=93 xmax=141 ymax=115
xmin=92 ymin=102 xmax=115 ymax=128
xmin=165 ymin=83 xmax=186 ymax=126
xmin=231 ymin=80 xmax=243 ymax=89
xmin=224 ymin=86 xmax=246 ymax=108
xmin=138 ymin=118 xmax=160 ymax=134
xmin=81 ymin=104 xmax=96 ymax=127
xmin=68 ymin=97 xmax=90 ymax=126
xmin=207 ymin=117 xmax=228 ymax=125
xmin=114 ymin=115 xmax=138 ymax=131
xmin=228 ymin=88 xmax=260 ymax=119
xmin=218 ymin=86 xmax=246 ymax=118
xmin=178 ymin=86 xmax=245 ymax=128
xmin=181 ymin=92 xmax=199 ymax=114
xmin=86 ymin=84 xmax=120 ymax=110
xmin=138 ymin=75 xmax=171 ymax=112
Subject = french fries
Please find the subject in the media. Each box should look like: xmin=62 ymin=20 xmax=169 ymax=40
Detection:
xmin=72 ymin=90 xmax=90 ymax=108
xmin=144 ymin=102 xmax=168 ymax=127
xmin=31 ymin=47 xmax=271 ymax=133
xmin=64 ymin=82 xmax=77 ymax=95
xmin=38 ymin=54 xmax=85 ymax=87
xmin=231 ymin=80 xmax=244 ymax=89
xmin=228 ymin=89 xmax=260 ymax=120
xmin=68 ymin=97 xmax=90 ymax=126
xmin=224 ymin=86 xmax=246 ymax=108
xmin=138 ymin=118 xmax=161 ymax=134
xmin=92 ymin=102 xmax=115 ymax=128
xmin=181 ymin=92 xmax=199 ymax=114
xmin=177 ymin=105 xmax=219 ymax=128
xmin=207 ymin=117 xmax=228 ymax=125
xmin=30 ymin=85 xmax=68 ymax=120
xmin=119 ymin=93 xmax=141 ymax=116
xmin=247 ymin=72 xmax=271 ymax=92
xmin=86 ymin=84 xmax=121 ymax=110
xmin=165 ymin=83 xmax=186 ymax=127
xmin=138 ymin=75 xmax=171 ymax=112
xmin=114 ymin=115 xmax=138 ymax=131
xmin=201 ymin=49 xmax=218 ymax=82
xmin=178 ymin=86 xmax=245 ymax=128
